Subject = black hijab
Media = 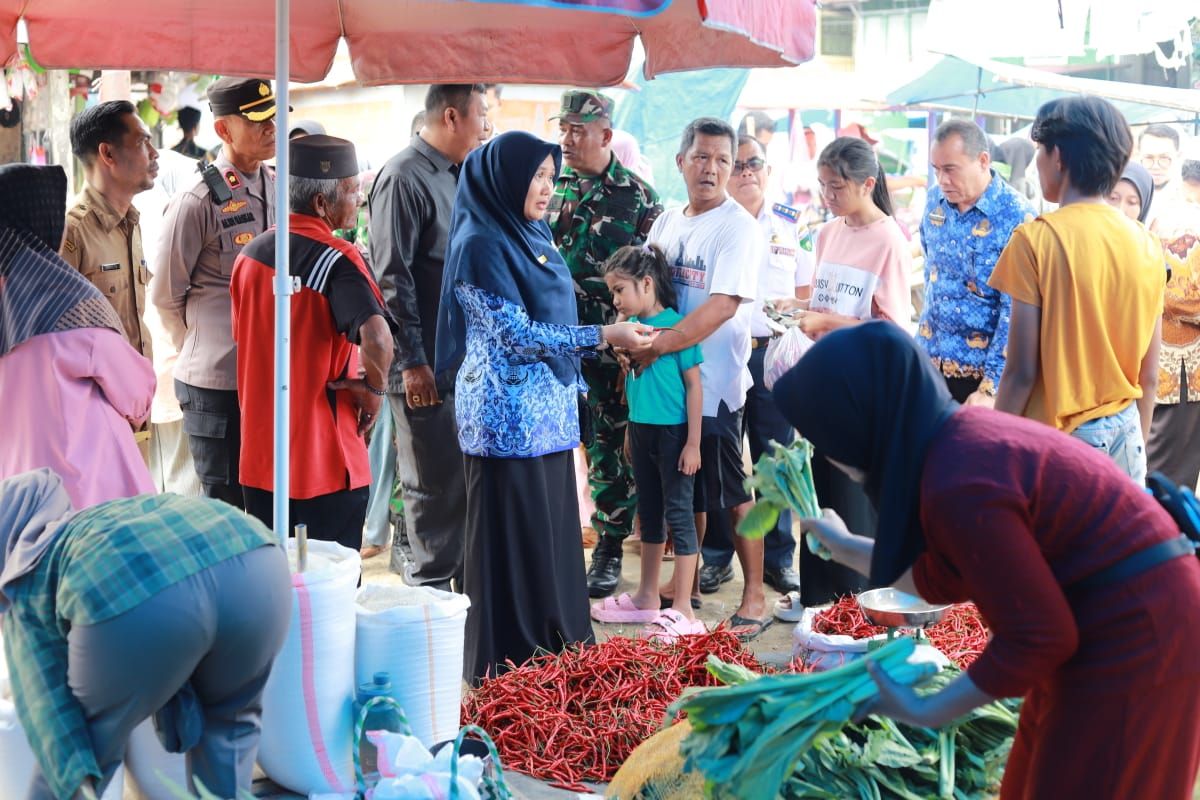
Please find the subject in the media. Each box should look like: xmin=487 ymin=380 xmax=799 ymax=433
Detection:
xmin=1118 ymin=162 xmax=1155 ymax=224
xmin=434 ymin=131 xmax=580 ymax=385
xmin=772 ymin=321 xmax=959 ymax=586
xmin=0 ymin=164 xmax=122 ymax=358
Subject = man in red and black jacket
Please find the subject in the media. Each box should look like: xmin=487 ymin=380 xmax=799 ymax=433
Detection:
xmin=231 ymin=134 xmax=396 ymax=548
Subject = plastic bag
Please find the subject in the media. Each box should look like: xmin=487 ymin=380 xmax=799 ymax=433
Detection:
xmin=763 ymin=327 xmax=815 ymax=390
xmin=369 ymin=731 xmax=483 ymax=800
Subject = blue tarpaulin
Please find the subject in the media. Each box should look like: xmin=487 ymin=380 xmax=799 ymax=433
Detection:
xmin=888 ymin=55 xmax=1200 ymax=125
xmin=613 ymin=68 xmax=750 ymax=207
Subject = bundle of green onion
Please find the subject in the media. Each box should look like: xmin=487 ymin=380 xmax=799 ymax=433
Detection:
xmin=739 ymin=438 xmax=831 ymax=560
xmin=673 ymin=637 xmax=938 ymax=800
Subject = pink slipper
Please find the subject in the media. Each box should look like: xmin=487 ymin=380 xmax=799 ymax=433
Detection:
xmin=591 ymin=593 xmax=661 ymax=623
xmin=642 ymin=609 xmax=707 ymax=643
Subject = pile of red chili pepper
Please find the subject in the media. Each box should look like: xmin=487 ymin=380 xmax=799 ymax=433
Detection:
xmin=810 ymin=596 xmax=990 ymax=669
xmin=460 ymin=630 xmax=763 ymax=792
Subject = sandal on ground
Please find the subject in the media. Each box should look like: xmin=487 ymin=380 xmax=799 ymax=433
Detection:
xmin=590 ymin=593 xmax=661 ymax=624
xmin=773 ymin=590 xmax=805 ymax=623
xmin=660 ymin=595 xmax=702 ymax=610
xmin=359 ymin=544 xmax=386 ymax=560
xmin=642 ymin=609 xmax=707 ymax=643
xmin=728 ymin=613 xmax=776 ymax=642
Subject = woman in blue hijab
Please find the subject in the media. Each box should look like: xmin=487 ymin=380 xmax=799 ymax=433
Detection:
xmin=435 ymin=131 xmax=654 ymax=682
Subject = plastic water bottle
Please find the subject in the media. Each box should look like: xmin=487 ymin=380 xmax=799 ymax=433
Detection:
xmin=355 ymin=671 xmax=403 ymax=782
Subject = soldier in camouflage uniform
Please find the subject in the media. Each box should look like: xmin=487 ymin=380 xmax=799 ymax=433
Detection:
xmin=547 ymin=89 xmax=663 ymax=598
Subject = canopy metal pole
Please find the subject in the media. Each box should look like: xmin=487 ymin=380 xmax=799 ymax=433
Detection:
xmin=971 ymin=66 xmax=983 ymax=118
xmin=272 ymin=0 xmax=291 ymax=546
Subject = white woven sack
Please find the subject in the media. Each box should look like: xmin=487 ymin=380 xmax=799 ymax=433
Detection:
xmin=0 ymin=696 xmax=123 ymax=799
xmin=258 ymin=540 xmax=362 ymax=796
xmin=124 ymin=718 xmax=188 ymax=799
xmin=355 ymin=584 xmax=471 ymax=747
xmin=791 ymin=607 xmax=952 ymax=672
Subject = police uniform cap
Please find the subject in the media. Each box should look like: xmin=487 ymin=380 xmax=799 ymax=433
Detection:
xmin=551 ymin=89 xmax=614 ymax=124
xmin=208 ymin=77 xmax=279 ymax=122
xmin=290 ymin=135 xmax=358 ymax=180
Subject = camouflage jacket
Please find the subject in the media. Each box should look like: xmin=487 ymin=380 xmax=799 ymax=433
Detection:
xmin=548 ymin=154 xmax=663 ymax=326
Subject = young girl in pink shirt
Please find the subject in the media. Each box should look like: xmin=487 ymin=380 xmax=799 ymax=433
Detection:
xmin=775 ymin=137 xmax=912 ymax=609
xmin=796 ymin=137 xmax=912 ymax=336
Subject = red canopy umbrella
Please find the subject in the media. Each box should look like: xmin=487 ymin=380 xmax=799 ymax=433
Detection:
xmin=1 ymin=0 xmax=815 ymax=537
xmin=1 ymin=0 xmax=815 ymax=84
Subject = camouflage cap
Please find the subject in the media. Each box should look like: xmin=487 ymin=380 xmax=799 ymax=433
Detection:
xmin=551 ymin=89 xmax=614 ymax=125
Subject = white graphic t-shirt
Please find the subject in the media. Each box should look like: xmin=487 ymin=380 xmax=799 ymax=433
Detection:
xmin=649 ymin=196 xmax=763 ymax=416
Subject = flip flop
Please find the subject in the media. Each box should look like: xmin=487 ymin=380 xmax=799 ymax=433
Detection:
xmin=660 ymin=595 xmax=703 ymax=610
xmin=642 ymin=609 xmax=707 ymax=643
xmin=773 ymin=591 xmax=805 ymax=623
xmin=590 ymin=593 xmax=661 ymax=624
xmin=728 ymin=613 xmax=776 ymax=642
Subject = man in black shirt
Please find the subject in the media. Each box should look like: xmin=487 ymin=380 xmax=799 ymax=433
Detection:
xmin=171 ymin=106 xmax=208 ymax=161
xmin=368 ymin=84 xmax=491 ymax=591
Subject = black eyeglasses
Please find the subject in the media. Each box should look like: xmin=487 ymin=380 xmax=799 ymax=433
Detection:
xmin=1141 ymin=154 xmax=1175 ymax=169
xmin=734 ymin=157 xmax=766 ymax=173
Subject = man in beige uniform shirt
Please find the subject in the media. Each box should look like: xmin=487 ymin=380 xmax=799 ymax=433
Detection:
xmin=150 ymin=77 xmax=278 ymax=508
xmin=61 ymin=100 xmax=159 ymax=465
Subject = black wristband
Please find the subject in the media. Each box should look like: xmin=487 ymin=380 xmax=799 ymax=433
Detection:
xmin=363 ymin=379 xmax=387 ymax=396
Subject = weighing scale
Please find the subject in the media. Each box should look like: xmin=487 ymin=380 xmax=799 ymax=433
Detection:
xmin=856 ymin=588 xmax=949 ymax=648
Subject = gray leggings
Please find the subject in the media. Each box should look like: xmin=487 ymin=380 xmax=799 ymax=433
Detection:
xmin=25 ymin=545 xmax=291 ymax=800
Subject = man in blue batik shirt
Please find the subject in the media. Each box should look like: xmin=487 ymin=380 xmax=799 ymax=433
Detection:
xmin=917 ymin=120 xmax=1035 ymax=405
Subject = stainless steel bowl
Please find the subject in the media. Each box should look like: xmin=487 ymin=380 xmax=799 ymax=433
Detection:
xmin=857 ymin=588 xmax=949 ymax=628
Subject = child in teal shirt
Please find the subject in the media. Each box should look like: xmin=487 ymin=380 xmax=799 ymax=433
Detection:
xmin=589 ymin=244 xmax=705 ymax=641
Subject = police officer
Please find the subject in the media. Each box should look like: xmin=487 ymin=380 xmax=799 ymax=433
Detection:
xmin=547 ymin=89 xmax=663 ymax=598
xmin=150 ymin=77 xmax=278 ymax=508
xmin=705 ymin=133 xmax=813 ymax=600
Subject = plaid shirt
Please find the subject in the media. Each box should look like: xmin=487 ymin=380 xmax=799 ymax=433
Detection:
xmin=2 ymin=494 xmax=276 ymax=800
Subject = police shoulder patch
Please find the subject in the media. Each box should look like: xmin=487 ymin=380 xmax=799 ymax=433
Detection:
xmin=772 ymin=202 xmax=800 ymax=222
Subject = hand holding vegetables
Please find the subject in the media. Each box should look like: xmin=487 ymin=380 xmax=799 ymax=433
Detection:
xmin=739 ymin=439 xmax=862 ymax=564
xmin=674 ymin=636 xmax=939 ymax=800
xmin=798 ymin=508 xmax=853 ymax=562
xmin=861 ymin=660 xmax=997 ymax=732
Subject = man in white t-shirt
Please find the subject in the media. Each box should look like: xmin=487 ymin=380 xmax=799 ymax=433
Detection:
xmin=636 ymin=117 xmax=770 ymax=639
xmin=696 ymin=134 xmax=813 ymax=599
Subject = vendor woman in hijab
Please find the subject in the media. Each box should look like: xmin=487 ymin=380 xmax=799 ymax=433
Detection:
xmin=1108 ymin=161 xmax=1155 ymax=224
xmin=776 ymin=321 xmax=1200 ymax=799
xmin=435 ymin=131 xmax=656 ymax=682
xmin=0 ymin=468 xmax=290 ymax=800
xmin=0 ymin=164 xmax=155 ymax=509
